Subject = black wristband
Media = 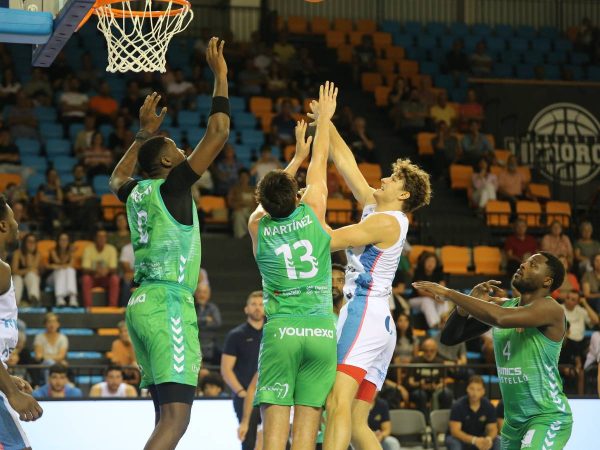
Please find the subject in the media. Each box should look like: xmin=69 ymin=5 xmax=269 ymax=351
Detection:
xmin=135 ymin=129 xmax=152 ymax=142
xmin=210 ymin=96 xmax=230 ymax=117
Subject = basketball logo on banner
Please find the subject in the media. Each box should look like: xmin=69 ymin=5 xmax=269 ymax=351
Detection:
xmin=508 ymin=103 xmax=600 ymax=186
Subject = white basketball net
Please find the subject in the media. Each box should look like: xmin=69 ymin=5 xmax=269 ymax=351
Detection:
xmin=94 ymin=0 xmax=194 ymax=73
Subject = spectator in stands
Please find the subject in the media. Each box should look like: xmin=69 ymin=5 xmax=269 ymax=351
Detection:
xmin=460 ymin=120 xmax=493 ymax=166
xmin=109 ymin=320 xmax=136 ymax=367
xmin=541 ymin=220 xmax=574 ymax=266
xmin=272 ymin=33 xmax=296 ymax=65
xmin=47 ymin=232 xmax=78 ymax=307
xmin=8 ymin=91 xmax=38 ymax=140
xmin=108 ymin=212 xmax=131 ymax=253
xmin=366 ymin=393 xmax=402 ymax=450
xmin=394 ymin=313 xmax=419 ymax=364
xmin=445 ymin=39 xmax=470 ymax=75
xmin=82 ymin=131 xmax=114 ymax=178
xmin=584 ymin=329 xmax=600 ymax=371
xmin=34 ymin=313 xmax=68 ymax=365
xmin=583 ymin=254 xmax=600 ymax=313
xmin=409 ymin=252 xmax=449 ymax=329
xmin=459 ymin=89 xmax=485 ymax=131
xmin=497 ymin=155 xmax=532 ymax=214
xmin=332 ymin=263 xmax=346 ymax=317
xmin=108 ymin=116 xmax=134 ymax=157
xmin=77 ymin=52 xmax=101 ymax=92
xmin=64 ymin=163 xmax=98 ymax=232
xmin=353 ymin=34 xmax=377 ymax=82
xmin=214 ymin=144 xmax=242 ymax=195
xmin=32 ymin=364 xmax=82 ymax=399
xmin=431 ymin=120 xmax=459 ymax=179
xmin=37 ymin=168 xmax=64 ymax=233
xmin=408 ymin=338 xmax=453 ymax=415
xmin=430 ymin=91 xmax=457 ymax=128
xmin=469 ymin=41 xmax=493 ymax=78
xmin=270 ymin=99 xmax=296 ymax=145
xmin=391 ymin=267 xmax=411 ymax=317
xmin=81 ymin=228 xmax=120 ymax=307
xmin=446 ymin=375 xmax=500 ymax=450
xmin=228 ymin=168 xmax=257 ymax=239
xmin=552 ymin=255 xmax=581 ymax=301
xmin=395 ymin=87 xmax=428 ymax=138
xmin=253 ymin=44 xmax=274 ymax=75
xmin=562 ymin=291 xmax=598 ymax=362
xmin=575 ymin=17 xmax=596 ymax=55
xmin=90 ymin=366 xmax=138 ymax=398
xmin=0 ymin=68 xmax=21 ymax=104
xmin=118 ymin=242 xmax=134 ymax=307
xmin=11 ymin=233 xmax=41 ymax=306
xmin=10 ymin=201 xmax=31 ymax=233
xmin=238 ymin=59 xmax=266 ymax=96
xmin=120 ymin=80 xmax=144 ymax=122
xmin=471 ymin=157 xmax=498 ymax=211
xmin=496 ymin=401 xmax=504 ymax=433
xmin=199 ymin=374 xmax=227 ymax=398
xmin=59 ymin=75 xmax=89 ymax=127
xmin=89 ymin=80 xmax=119 ymax=124
xmin=23 ymin=68 xmax=53 ymax=106
xmin=290 ymin=47 xmax=319 ymax=98
xmin=166 ymin=69 xmax=196 ymax=111
xmin=221 ymin=290 xmax=264 ymax=450
xmin=74 ymin=113 xmax=98 ymax=155
xmin=250 ymin=146 xmax=281 ymax=182
xmin=575 ymin=221 xmax=600 ymax=274
xmin=504 ymin=219 xmax=538 ymax=274
xmin=265 ymin=63 xmax=288 ymax=97
xmin=0 ymin=126 xmax=20 ymax=167
xmin=388 ymin=77 xmax=410 ymax=108
xmin=195 ymin=283 xmax=222 ymax=364
xmin=345 ymin=116 xmax=376 ymax=163
xmin=417 ymin=75 xmax=437 ymax=109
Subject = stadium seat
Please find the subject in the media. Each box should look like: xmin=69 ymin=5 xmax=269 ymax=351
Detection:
xmin=256 ymin=111 xmax=276 ymax=133
xmin=528 ymin=183 xmax=551 ymax=200
xmin=34 ymin=106 xmax=57 ymax=122
xmin=493 ymin=63 xmax=513 ymax=78
xmin=532 ymin=38 xmax=551 ymax=53
xmin=376 ymin=59 xmax=396 ymax=75
xmin=358 ymin=163 xmax=382 ymax=187
xmin=381 ymin=20 xmax=399 ymax=35
xmin=587 ymin=66 xmax=600 ymax=81
xmin=472 ymin=23 xmax=492 ymax=36
xmin=199 ymin=196 xmax=228 ymax=225
xmin=46 ymin=138 xmax=71 ymax=157
xmin=101 ymin=193 xmax=124 ymax=222
xmin=554 ymin=38 xmax=572 ymax=52
xmin=485 ymin=200 xmax=511 ymax=227
xmin=517 ymin=166 xmax=531 ymax=184
xmin=543 ymin=64 xmax=561 ymax=80
xmin=374 ymin=85 xmax=391 ymax=108
xmin=372 ymin=32 xmax=392 ymax=48
xmin=509 ymin=38 xmax=529 ymax=52
xmin=419 ymin=61 xmax=439 ymax=76
xmin=450 ymin=164 xmax=473 ymax=190
xmin=440 ymin=245 xmax=471 ymax=274
xmin=163 ymin=126 xmax=183 ymax=142
xmin=385 ymin=46 xmax=405 ymax=62
xmin=546 ymin=201 xmax=571 ymax=228
xmin=516 ymin=64 xmax=535 ymax=79
xmin=493 ymin=149 xmax=511 ymax=165
xmin=486 ymin=36 xmax=506 ymax=52
xmin=430 ymin=410 xmax=450 ymax=445
xmin=398 ymin=60 xmax=419 ymax=77
xmin=547 ymin=52 xmax=567 ymax=65
xmin=408 ymin=245 xmax=436 ymax=266
xmin=500 ymin=50 xmax=521 ymax=64
xmin=571 ymin=52 xmax=590 ymax=65
xmin=356 ymin=19 xmax=376 ymax=34
xmin=449 ymin=22 xmax=469 ymax=37
xmin=229 ymin=96 xmax=246 ymax=113
xmin=495 ymin=24 xmax=514 ymax=38
xmin=178 ymin=110 xmax=199 ymax=128
xmin=348 ymin=31 xmax=365 ymax=46
xmin=361 ymin=72 xmax=383 ymax=92
xmin=37 ymin=239 xmax=55 ymax=265
xmin=403 ymin=21 xmax=421 ymax=35
xmin=287 ymin=16 xmax=308 ymax=34
xmin=40 ymin=122 xmax=64 ymax=139
xmin=417 ymin=132 xmax=435 ymax=155
xmin=539 ymin=26 xmax=559 ymax=39
xmin=326 ymin=30 xmax=346 ymax=48
xmin=25 ymin=173 xmax=45 ymax=196
xmin=337 ymin=45 xmax=353 ymax=63
xmin=522 ymin=50 xmax=544 ymax=65
xmin=389 ymin=409 xmax=429 ymax=447
xmin=240 ymin=129 xmax=265 ymax=148
xmin=69 ymin=123 xmax=85 ymax=140
xmin=464 ymin=35 xmax=482 ymax=53
xmin=73 ymin=240 xmax=93 ymax=269
xmin=54 ymin=156 xmax=78 ymax=173
xmin=92 ymin=175 xmax=111 ymax=195
xmin=21 ymin=156 xmax=47 ymax=173
xmin=392 ymin=34 xmax=413 ymax=48
xmin=16 ymin=138 xmax=41 ymax=156
xmin=434 ymin=74 xmax=454 ymax=91
xmin=249 ymin=96 xmax=273 ymax=115
xmin=0 ymin=173 xmax=22 ymax=192
xmin=565 ymin=65 xmax=584 ymax=80
xmin=473 ymin=246 xmax=503 ymax=275
xmin=516 ymin=200 xmax=542 ymax=227
xmin=517 ymin=25 xmax=537 ymax=39
xmin=326 ymin=198 xmax=353 ymax=225
xmin=233 ymin=112 xmax=257 ymax=129
xmin=416 ymin=35 xmax=437 ymax=50
xmin=426 ymin=22 xmax=446 ymax=36
xmin=310 ymin=16 xmax=330 ymax=35
xmin=333 ymin=18 xmax=353 ymax=33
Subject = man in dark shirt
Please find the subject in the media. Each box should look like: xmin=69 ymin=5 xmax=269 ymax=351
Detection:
xmin=447 ymin=375 xmax=500 ymax=450
xmin=65 ymin=164 xmax=99 ymax=232
xmin=504 ymin=219 xmax=538 ymax=274
xmin=344 ymin=116 xmax=376 ymax=163
xmin=0 ymin=127 xmax=19 ymax=165
xmin=445 ymin=39 xmax=470 ymax=74
xmin=270 ymin=100 xmax=296 ymax=146
xmin=368 ymin=394 xmax=402 ymax=450
xmin=408 ymin=338 xmax=453 ymax=415
xmin=221 ymin=291 xmax=264 ymax=450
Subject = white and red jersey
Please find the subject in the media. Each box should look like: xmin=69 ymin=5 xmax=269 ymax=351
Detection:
xmin=0 ymin=279 xmax=18 ymax=369
xmin=344 ymin=204 xmax=409 ymax=301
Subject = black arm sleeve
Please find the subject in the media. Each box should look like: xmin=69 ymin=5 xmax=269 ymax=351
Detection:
xmin=440 ymin=309 xmax=492 ymax=346
xmin=117 ymin=179 xmax=139 ymax=203
xmin=160 ymin=160 xmax=201 ymax=226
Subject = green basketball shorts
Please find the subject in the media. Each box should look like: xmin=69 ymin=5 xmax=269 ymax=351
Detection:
xmin=125 ymin=282 xmax=202 ymax=389
xmin=501 ymin=416 xmax=572 ymax=450
xmin=254 ymin=315 xmax=337 ymax=408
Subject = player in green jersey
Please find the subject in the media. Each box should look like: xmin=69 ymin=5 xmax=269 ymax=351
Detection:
xmin=414 ymin=251 xmax=573 ymax=450
xmin=108 ymin=38 xmax=229 ymax=450
xmin=247 ymin=81 xmax=338 ymax=450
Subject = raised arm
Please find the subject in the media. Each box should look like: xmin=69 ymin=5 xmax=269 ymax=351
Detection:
xmin=329 ymin=212 xmax=398 ymax=252
xmin=186 ymin=37 xmax=230 ymax=176
xmin=301 ymin=81 xmax=337 ymax=223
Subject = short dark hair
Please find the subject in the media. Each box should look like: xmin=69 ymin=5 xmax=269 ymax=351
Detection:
xmin=138 ymin=136 xmax=169 ymax=175
xmin=468 ymin=375 xmax=485 ymax=387
xmin=332 ymin=263 xmax=346 ymax=273
xmin=105 ymin=365 xmax=124 ymax=376
xmin=49 ymin=364 xmax=68 ymax=376
xmin=246 ymin=290 xmax=263 ymax=304
xmin=256 ymin=170 xmax=298 ymax=218
xmin=0 ymin=195 xmax=8 ymax=221
xmin=200 ymin=374 xmax=224 ymax=391
xmin=238 ymin=168 xmax=250 ymax=177
xmin=539 ymin=251 xmax=565 ymax=292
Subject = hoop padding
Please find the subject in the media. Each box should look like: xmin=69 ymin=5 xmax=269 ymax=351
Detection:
xmin=94 ymin=0 xmax=193 ymax=73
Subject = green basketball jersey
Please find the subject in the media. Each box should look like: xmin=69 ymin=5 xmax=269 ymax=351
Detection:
xmin=256 ymin=203 xmax=332 ymax=318
xmin=126 ymin=179 xmax=201 ymax=292
xmin=492 ymin=298 xmax=572 ymax=425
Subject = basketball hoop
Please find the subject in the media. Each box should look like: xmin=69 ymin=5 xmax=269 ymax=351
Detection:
xmin=82 ymin=0 xmax=193 ymax=73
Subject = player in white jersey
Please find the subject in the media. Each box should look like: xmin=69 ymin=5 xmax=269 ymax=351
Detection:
xmin=0 ymin=195 xmax=43 ymax=450
xmin=309 ymin=101 xmax=432 ymax=450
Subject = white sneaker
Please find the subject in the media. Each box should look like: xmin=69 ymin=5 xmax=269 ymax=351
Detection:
xmin=56 ymin=297 xmax=66 ymax=307
xmin=68 ymin=296 xmax=79 ymax=307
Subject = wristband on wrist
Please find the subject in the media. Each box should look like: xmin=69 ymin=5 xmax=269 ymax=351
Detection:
xmin=135 ymin=129 xmax=152 ymax=142
xmin=210 ymin=96 xmax=230 ymax=117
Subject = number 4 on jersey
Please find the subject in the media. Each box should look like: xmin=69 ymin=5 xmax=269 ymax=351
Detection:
xmin=503 ymin=341 xmax=511 ymax=360
xmin=275 ymin=240 xmax=318 ymax=280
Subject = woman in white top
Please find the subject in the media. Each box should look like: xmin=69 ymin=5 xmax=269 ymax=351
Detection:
xmin=471 ymin=157 xmax=498 ymax=210
xmin=33 ymin=313 xmax=68 ymax=365
xmin=11 ymin=233 xmax=41 ymax=305
xmin=47 ymin=232 xmax=78 ymax=307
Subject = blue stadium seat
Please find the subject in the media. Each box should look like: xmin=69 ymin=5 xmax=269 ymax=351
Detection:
xmin=554 ymin=38 xmax=572 ymax=52
xmin=235 ymin=144 xmax=254 ymax=161
xmin=186 ymin=128 xmax=207 ymax=144
xmin=69 ymin=123 xmax=85 ymax=140
xmin=403 ymin=21 xmax=421 ymax=35
xmin=67 ymin=351 xmax=103 ymax=359
xmin=587 ymin=66 xmax=600 ymax=81
xmin=58 ymin=172 xmax=74 ymax=185
xmin=563 ymin=65 xmax=583 ymax=80
xmin=15 ymin=138 xmax=41 ymax=156
xmin=449 ymin=22 xmax=469 ymax=37
xmin=467 ymin=351 xmax=482 ymax=360
xmin=21 ymin=156 xmax=47 ymax=172
xmin=98 ymin=124 xmax=113 ymax=143
xmin=449 ymin=88 xmax=467 ymax=102
xmin=434 ymin=74 xmax=454 ymax=91
xmin=160 ymin=114 xmax=173 ymax=127
xmin=233 ymin=112 xmax=257 ymax=129
xmin=531 ymin=38 xmax=551 ymax=53
xmin=515 ymin=64 xmax=535 ymax=79
xmin=26 ymin=173 xmax=45 ymax=195
xmin=404 ymin=47 xmax=419 ymax=61
xmin=61 ymin=328 xmax=94 ymax=336
xmin=240 ymin=129 xmax=265 ymax=148
xmin=428 ymin=47 xmax=446 ymax=63
xmin=547 ymin=52 xmax=567 ymax=65
xmin=34 ymin=106 xmax=57 ymax=123
xmin=481 ymin=375 xmax=500 ymax=384
xmin=381 ymin=20 xmax=400 ymax=35
xmin=45 ymin=139 xmax=71 ymax=157
xmin=39 ymin=122 xmax=64 ymax=139
xmin=500 ymin=51 xmax=521 ymax=64
xmin=485 ymin=36 xmax=506 ymax=52
xmin=416 ymin=35 xmax=437 ymax=50
xmin=543 ymin=64 xmax=561 ymax=80
xmin=392 ymin=34 xmax=413 ymax=48
xmin=162 ymin=126 xmax=183 ymax=142
xmin=516 ymin=25 xmax=536 ymax=39
xmin=50 ymin=307 xmax=85 ymax=314
xmin=53 ymin=156 xmax=78 ymax=173
xmin=571 ymin=52 xmax=590 ymax=65
xmin=493 ymin=63 xmax=513 ymax=78
xmin=522 ymin=50 xmax=544 ymax=65
xmin=25 ymin=328 xmax=45 ymax=336
xmin=75 ymin=375 xmax=104 ymax=385
xmin=494 ymin=24 xmax=514 ymax=38
xmin=539 ymin=26 xmax=559 ymax=39
xmin=419 ymin=61 xmax=440 ymax=76
xmin=509 ymin=38 xmax=529 ymax=52
xmin=178 ymin=110 xmax=199 ymax=128
xmin=471 ymin=23 xmax=492 ymax=36
xmin=92 ymin=175 xmax=111 ymax=195
xmin=230 ymin=96 xmax=246 ymax=113
xmin=426 ymin=22 xmax=446 ymax=36
xmin=463 ymin=35 xmax=482 ymax=53
xmin=196 ymin=94 xmax=211 ymax=112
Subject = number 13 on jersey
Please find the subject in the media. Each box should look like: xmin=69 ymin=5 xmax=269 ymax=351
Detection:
xmin=275 ymin=240 xmax=318 ymax=280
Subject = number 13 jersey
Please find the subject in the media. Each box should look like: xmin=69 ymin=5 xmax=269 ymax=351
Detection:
xmin=256 ymin=203 xmax=332 ymax=319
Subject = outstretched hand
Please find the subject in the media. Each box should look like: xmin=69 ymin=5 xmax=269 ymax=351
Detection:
xmin=470 ymin=280 xmax=506 ymax=305
xmin=318 ymin=81 xmax=338 ymax=122
xmin=412 ymin=281 xmax=448 ymax=300
xmin=139 ymin=92 xmax=167 ymax=134
xmin=206 ymin=37 xmax=227 ymax=77
xmin=294 ymin=120 xmax=313 ymax=161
